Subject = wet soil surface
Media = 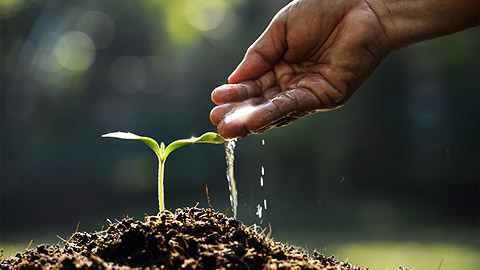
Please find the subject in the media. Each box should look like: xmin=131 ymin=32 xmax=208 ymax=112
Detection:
xmin=1 ymin=207 xmax=373 ymax=269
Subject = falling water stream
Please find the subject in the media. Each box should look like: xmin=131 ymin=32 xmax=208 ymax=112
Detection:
xmin=256 ymin=141 xmax=267 ymax=223
xmin=225 ymin=139 xmax=238 ymax=219
xmin=225 ymin=138 xmax=268 ymax=221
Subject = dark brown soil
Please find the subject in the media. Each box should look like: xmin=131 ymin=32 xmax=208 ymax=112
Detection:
xmin=1 ymin=207 xmax=369 ymax=270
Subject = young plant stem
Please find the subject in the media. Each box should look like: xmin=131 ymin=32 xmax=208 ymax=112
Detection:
xmin=158 ymin=158 xmax=166 ymax=215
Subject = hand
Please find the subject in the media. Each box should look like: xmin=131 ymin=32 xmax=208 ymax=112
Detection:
xmin=210 ymin=0 xmax=393 ymax=139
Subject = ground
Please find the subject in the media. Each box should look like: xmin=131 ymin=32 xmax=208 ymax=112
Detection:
xmin=0 ymin=207 xmax=377 ymax=270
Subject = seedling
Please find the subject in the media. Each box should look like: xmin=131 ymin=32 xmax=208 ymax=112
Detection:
xmin=102 ymin=131 xmax=225 ymax=215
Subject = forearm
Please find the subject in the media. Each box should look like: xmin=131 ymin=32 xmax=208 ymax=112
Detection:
xmin=366 ymin=0 xmax=480 ymax=50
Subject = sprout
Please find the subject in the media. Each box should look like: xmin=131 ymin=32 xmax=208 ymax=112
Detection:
xmin=102 ymin=132 xmax=225 ymax=215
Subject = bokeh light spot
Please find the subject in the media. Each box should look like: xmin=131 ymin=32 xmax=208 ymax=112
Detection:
xmin=54 ymin=31 xmax=96 ymax=71
xmin=204 ymin=8 xmax=237 ymax=40
xmin=76 ymin=11 xmax=116 ymax=50
xmin=184 ymin=0 xmax=227 ymax=31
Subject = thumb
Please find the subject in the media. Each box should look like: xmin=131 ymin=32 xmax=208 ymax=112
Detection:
xmin=228 ymin=13 xmax=287 ymax=84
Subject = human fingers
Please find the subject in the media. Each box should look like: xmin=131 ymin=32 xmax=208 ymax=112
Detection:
xmin=214 ymin=87 xmax=323 ymax=139
xmin=211 ymin=99 xmax=263 ymax=139
xmin=211 ymin=81 xmax=262 ymax=105
xmin=242 ymin=88 xmax=322 ymax=132
xmin=210 ymin=103 xmax=234 ymax=126
xmin=210 ymin=96 xmax=265 ymax=127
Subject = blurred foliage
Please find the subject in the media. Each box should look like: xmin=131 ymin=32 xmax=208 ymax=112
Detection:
xmin=1 ymin=0 xmax=479 ymax=267
xmin=331 ymin=242 xmax=480 ymax=270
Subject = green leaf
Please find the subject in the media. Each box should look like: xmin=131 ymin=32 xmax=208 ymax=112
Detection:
xmin=102 ymin=132 xmax=161 ymax=159
xmin=164 ymin=132 xmax=224 ymax=158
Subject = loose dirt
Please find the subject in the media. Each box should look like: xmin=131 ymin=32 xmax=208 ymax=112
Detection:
xmin=2 ymin=207 xmax=373 ymax=269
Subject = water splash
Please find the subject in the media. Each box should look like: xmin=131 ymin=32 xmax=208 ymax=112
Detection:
xmin=225 ymin=139 xmax=238 ymax=219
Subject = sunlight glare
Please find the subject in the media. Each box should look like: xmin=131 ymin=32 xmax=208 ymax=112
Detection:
xmin=224 ymin=105 xmax=256 ymax=124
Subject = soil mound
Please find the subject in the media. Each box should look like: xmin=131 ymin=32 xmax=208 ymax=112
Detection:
xmin=1 ymin=207 xmax=364 ymax=269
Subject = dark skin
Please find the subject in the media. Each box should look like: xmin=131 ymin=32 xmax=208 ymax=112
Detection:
xmin=210 ymin=0 xmax=479 ymax=139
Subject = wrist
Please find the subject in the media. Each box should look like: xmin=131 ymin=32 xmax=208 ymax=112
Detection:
xmin=365 ymin=0 xmax=480 ymax=50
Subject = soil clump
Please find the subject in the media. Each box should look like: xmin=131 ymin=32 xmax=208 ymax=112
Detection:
xmin=2 ymin=207 xmax=368 ymax=269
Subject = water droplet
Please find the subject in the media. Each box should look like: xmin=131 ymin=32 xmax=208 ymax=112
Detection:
xmin=261 ymin=166 xmax=264 ymax=176
xmin=256 ymin=204 xmax=263 ymax=219
xmin=260 ymin=176 xmax=264 ymax=187
xmin=264 ymin=199 xmax=267 ymax=209
xmin=340 ymin=177 xmax=345 ymax=183
xmin=261 ymin=139 xmax=265 ymax=146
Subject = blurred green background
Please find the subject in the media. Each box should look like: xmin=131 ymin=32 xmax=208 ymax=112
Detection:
xmin=1 ymin=0 xmax=479 ymax=269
